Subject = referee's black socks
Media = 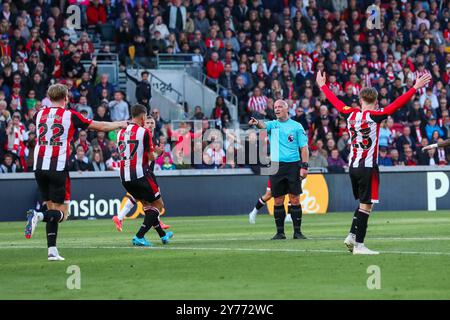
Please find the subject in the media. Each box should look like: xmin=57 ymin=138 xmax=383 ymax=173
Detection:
xmin=290 ymin=204 xmax=302 ymax=233
xmin=355 ymin=209 xmax=370 ymax=243
xmin=43 ymin=210 xmax=64 ymax=248
xmin=274 ymin=205 xmax=286 ymax=234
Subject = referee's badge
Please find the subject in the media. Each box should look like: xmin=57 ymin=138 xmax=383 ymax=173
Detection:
xmin=288 ymin=134 xmax=294 ymax=142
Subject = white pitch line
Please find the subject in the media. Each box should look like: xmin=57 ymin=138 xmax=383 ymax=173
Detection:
xmin=0 ymin=245 xmax=449 ymax=256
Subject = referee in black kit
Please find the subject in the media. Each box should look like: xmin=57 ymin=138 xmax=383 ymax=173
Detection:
xmin=249 ymin=99 xmax=309 ymax=240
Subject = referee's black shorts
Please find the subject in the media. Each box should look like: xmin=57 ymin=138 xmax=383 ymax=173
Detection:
xmin=34 ymin=170 xmax=71 ymax=204
xmin=269 ymin=161 xmax=302 ymax=198
xmin=349 ymin=166 xmax=380 ymax=204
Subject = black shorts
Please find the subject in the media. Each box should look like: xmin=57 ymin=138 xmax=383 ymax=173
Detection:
xmin=34 ymin=170 xmax=71 ymax=204
xmin=349 ymin=166 xmax=380 ymax=204
xmin=269 ymin=161 xmax=302 ymax=198
xmin=121 ymin=172 xmax=161 ymax=204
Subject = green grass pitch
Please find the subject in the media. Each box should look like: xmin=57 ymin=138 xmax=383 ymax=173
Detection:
xmin=0 ymin=211 xmax=450 ymax=300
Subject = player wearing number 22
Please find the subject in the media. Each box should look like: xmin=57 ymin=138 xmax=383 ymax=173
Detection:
xmin=24 ymin=84 xmax=128 ymax=261
xmin=117 ymin=104 xmax=173 ymax=247
xmin=317 ymin=71 xmax=432 ymax=255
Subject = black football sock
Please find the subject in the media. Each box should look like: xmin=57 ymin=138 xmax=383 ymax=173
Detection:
xmin=136 ymin=207 xmax=159 ymax=238
xmin=349 ymin=207 xmax=359 ymax=234
xmin=136 ymin=213 xmax=154 ymax=238
xmin=290 ymin=204 xmax=302 ymax=233
xmin=255 ymin=198 xmax=266 ymax=210
xmin=46 ymin=220 xmax=58 ymax=248
xmin=44 ymin=210 xmax=63 ymax=248
xmin=150 ymin=208 xmax=166 ymax=238
xmin=355 ymin=209 xmax=370 ymax=243
xmin=274 ymin=205 xmax=286 ymax=234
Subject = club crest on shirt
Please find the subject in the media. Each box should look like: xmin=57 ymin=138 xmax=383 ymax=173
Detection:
xmin=288 ymin=134 xmax=294 ymax=142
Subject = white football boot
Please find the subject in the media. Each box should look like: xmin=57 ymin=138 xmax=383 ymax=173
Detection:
xmin=248 ymin=208 xmax=258 ymax=224
xmin=48 ymin=247 xmax=65 ymax=261
xmin=353 ymin=243 xmax=379 ymax=255
xmin=344 ymin=233 xmax=356 ymax=252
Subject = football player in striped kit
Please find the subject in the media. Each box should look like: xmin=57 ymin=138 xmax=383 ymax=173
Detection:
xmin=113 ymin=115 xmax=171 ymax=232
xmin=117 ymin=104 xmax=173 ymax=247
xmin=24 ymin=84 xmax=128 ymax=261
xmin=317 ymin=71 xmax=431 ymax=255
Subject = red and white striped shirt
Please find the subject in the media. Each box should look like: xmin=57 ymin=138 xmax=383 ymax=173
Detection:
xmin=341 ymin=60 xmax=356 ymax=73
xmin=10 ymin=123 xmax=25 ymax=155
xmin=248 ymin=95 xmax=268 ymax=113
xmin=367 ymin=60 xmax=382 ymax=71
xmin=34 ymin=107 xmax=92 ymax=171
xmin=117 ymin=123 xmax=153 ymax=182
xmin=321 ymin=85 xmax=418 ymax=168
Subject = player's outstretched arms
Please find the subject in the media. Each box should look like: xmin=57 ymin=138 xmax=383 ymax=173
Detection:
xmin=316 ymin=71 xmax=349 ymax=113
xmin=88 ymin=120 xmax=129 ymax=132
xmin=381 ymin=73 xmax=432 ymax=115
xmin=422 ymin=139 xmax=450 ymax=152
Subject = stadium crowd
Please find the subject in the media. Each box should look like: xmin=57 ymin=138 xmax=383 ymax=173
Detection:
xmin=0 ymin=0 xmax=450 ymax=174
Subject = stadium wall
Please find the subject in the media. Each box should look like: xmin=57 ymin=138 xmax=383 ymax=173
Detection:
xmin=0 ymin=168 xmax=447 ymax=221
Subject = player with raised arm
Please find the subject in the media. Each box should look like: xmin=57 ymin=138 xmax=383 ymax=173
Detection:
xmin=112 ymin=115 xmax=171 ymax=231
xmin=317 ymin=70 xmax=431 ymax=255
xmin=24 ymin=84 xmax=128 ymax=261
xmin=117 ymin=104 xmax=173 ymax=247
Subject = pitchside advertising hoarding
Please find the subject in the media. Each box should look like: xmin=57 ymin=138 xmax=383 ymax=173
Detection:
xmin=0 ymin=170 xmax=450 ymax=221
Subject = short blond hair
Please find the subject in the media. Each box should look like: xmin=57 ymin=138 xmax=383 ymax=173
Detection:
xmin=47 ymin=84 xmax=68 ymax=102
xmin=360 ymin=87 xmax=378 ymax=104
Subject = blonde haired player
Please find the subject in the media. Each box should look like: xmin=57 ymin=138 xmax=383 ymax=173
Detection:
xmin=112 ymin=115 xmax=170 ymax=232
xmin=317 ymin=70 xmax=431 ymax=255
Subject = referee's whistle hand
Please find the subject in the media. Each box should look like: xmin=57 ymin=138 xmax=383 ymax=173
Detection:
xmin=248 ymin=117 xmax=259 ymax=126
xmin=300 ymin=168 xmax=308 ymax=180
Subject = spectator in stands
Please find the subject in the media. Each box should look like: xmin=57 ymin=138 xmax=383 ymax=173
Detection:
xmin=165 ymin=0 xmax=187 ymax=34
xmin=106 ymin=148 xmax=120 ymax=171
xmin=76 ymin=96 xmax=94 ymax=120
xmin=95 ymin=73 xmax=115 ymax=98
xmin=378 ymin=147 xmax=393 ymax=166
xmin=248 ymin=87 xmax=268 ymax=119
xmin=425 ymin=116 xmax=444 ymax=141
xmin=69 ymin=145 xmax=94 ymax=172
xmin=149 ymin=15 xmax=170 ymax=39
xmin=218 ymin=63 xmax=235 ymax=99
xmin=91 ymin=148 xmax=106 ymax=172
xmin=0 ymin=153 xmax=22 ymax=173
xmin=64 ymin=52 xmax=85 ymax=80
xmin=309 ymin=145 xmax=328 ymax=168
xmin=210 ymin=96 xmax=231 ymax=129
xmin=126 ymin=70 xmax=152 ymax=110
xmin=390 ymin=149 xmax=403 ymax=166
xmin=396 ymin=126 xmax=417 ymax=153
xmin=327 ymin=148 xmax=346 ymax=173
xmin=161 ymin=154 xmax=176 ymax=170
xmin=87 ymin=0 xmax=107 ymax=27
xmin=403 ymin=147 xmax=417 ymax=166
xmin=205 ymin=51 xmax=224 ymax=86
xmin=108 ymin=90 xmax=129 ymax=121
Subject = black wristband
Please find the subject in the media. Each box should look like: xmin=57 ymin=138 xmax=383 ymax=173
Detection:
xmin=300 ymin=162 xmax=309 ymax=169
